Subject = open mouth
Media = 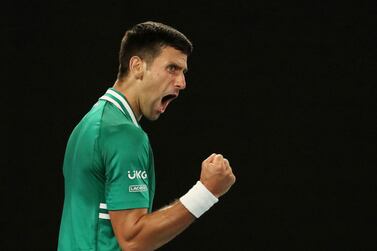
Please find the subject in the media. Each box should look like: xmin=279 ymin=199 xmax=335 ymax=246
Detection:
xmin=159 ymin=93 xmax=178 ymax=113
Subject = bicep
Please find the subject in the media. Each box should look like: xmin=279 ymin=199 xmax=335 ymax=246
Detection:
xmin=109 ymin=208 xmax=148 ymax=246
xmin=109 ymin=202 xmax=196 ymax=251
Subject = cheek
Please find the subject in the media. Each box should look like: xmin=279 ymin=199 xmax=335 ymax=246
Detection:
xmin=153 ymin=70 xmax=171 ymax=84
xmin=143 ymin=71 xmax=170 ymax=101
xmin=146 ymin=73 xmax=164 ymax=91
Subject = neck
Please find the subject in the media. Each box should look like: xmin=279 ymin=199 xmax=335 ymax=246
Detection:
xmin=113 ymin=79 xmax=142 ymax=121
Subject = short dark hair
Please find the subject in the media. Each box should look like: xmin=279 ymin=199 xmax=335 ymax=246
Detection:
xmin=117 ymin=21 xmax=193 ymax=79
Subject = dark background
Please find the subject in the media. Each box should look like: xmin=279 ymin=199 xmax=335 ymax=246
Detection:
xmin=4 ymin=1 xmax=376 ymax=250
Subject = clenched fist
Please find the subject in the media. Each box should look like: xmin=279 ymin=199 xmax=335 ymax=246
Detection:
xmin=200 ymin=153 xmax=236 ymax=198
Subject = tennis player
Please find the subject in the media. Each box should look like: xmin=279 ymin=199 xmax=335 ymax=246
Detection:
xmin=57 ymin=21 xmax=236 ymax=251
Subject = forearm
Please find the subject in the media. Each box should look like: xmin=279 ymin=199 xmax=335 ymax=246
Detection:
xmin=119 ymin=201 xmax=195 ymax=251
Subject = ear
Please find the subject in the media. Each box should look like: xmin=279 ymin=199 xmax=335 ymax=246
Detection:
xmin=129 ymin=56 xmax=144 ymax=79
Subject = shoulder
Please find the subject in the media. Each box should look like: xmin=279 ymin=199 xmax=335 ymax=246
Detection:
xmin=100 ymin=116 xmax=148 ymax=152
xmin=102 ymin=123 xmax=147 ymax=144
xmin=99 ymin=123 xmax=150 ymax=162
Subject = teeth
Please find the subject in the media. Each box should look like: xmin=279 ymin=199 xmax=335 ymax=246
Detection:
xmin=162 ymin=94 xmax=176 ymax=103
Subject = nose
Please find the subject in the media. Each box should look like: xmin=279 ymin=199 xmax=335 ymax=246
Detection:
xmin=174 ymin=73 xmax=186 ymax=90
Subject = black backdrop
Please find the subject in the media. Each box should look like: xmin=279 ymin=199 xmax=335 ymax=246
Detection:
xmin=4 ymin=1 xmax=376 ymax=250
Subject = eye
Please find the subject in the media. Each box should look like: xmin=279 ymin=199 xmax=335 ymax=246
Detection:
xmin=167 ymin=65 xmax=177 ymax=72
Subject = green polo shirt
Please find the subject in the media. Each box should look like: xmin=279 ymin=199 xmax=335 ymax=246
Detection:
xmin=58 ymin=88 xmax=155 ymax=251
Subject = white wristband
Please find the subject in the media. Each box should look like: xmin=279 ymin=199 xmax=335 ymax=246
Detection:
xmin=179 ymin=181 xmax=219 ymax=218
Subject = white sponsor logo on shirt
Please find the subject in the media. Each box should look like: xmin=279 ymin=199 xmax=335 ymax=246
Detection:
xmin=129 ymin=184 xmax=148 ymax=192
xmin=128 ymin=170 xmax=148 ymax=180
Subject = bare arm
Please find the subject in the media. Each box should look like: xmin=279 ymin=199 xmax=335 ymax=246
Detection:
xmin=110 ymin=154 xmax=236 ymax=251
xmin=110 ymin=201 xmax=194 ymax=251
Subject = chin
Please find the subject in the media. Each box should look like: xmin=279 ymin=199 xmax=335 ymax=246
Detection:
xmin=144 ymin=113 xmax=161 ymax=121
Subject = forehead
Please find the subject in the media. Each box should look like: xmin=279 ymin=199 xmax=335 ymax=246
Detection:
xmin=152 ymin=46 xmax=188 ymax=69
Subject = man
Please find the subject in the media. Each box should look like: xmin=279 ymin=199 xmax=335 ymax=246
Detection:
xmin=58 ymin=21 xmax=236 ymax=251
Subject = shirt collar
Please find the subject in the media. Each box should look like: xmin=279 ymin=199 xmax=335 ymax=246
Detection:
xmin=99 ymin=88 xmax=139 ymax=127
